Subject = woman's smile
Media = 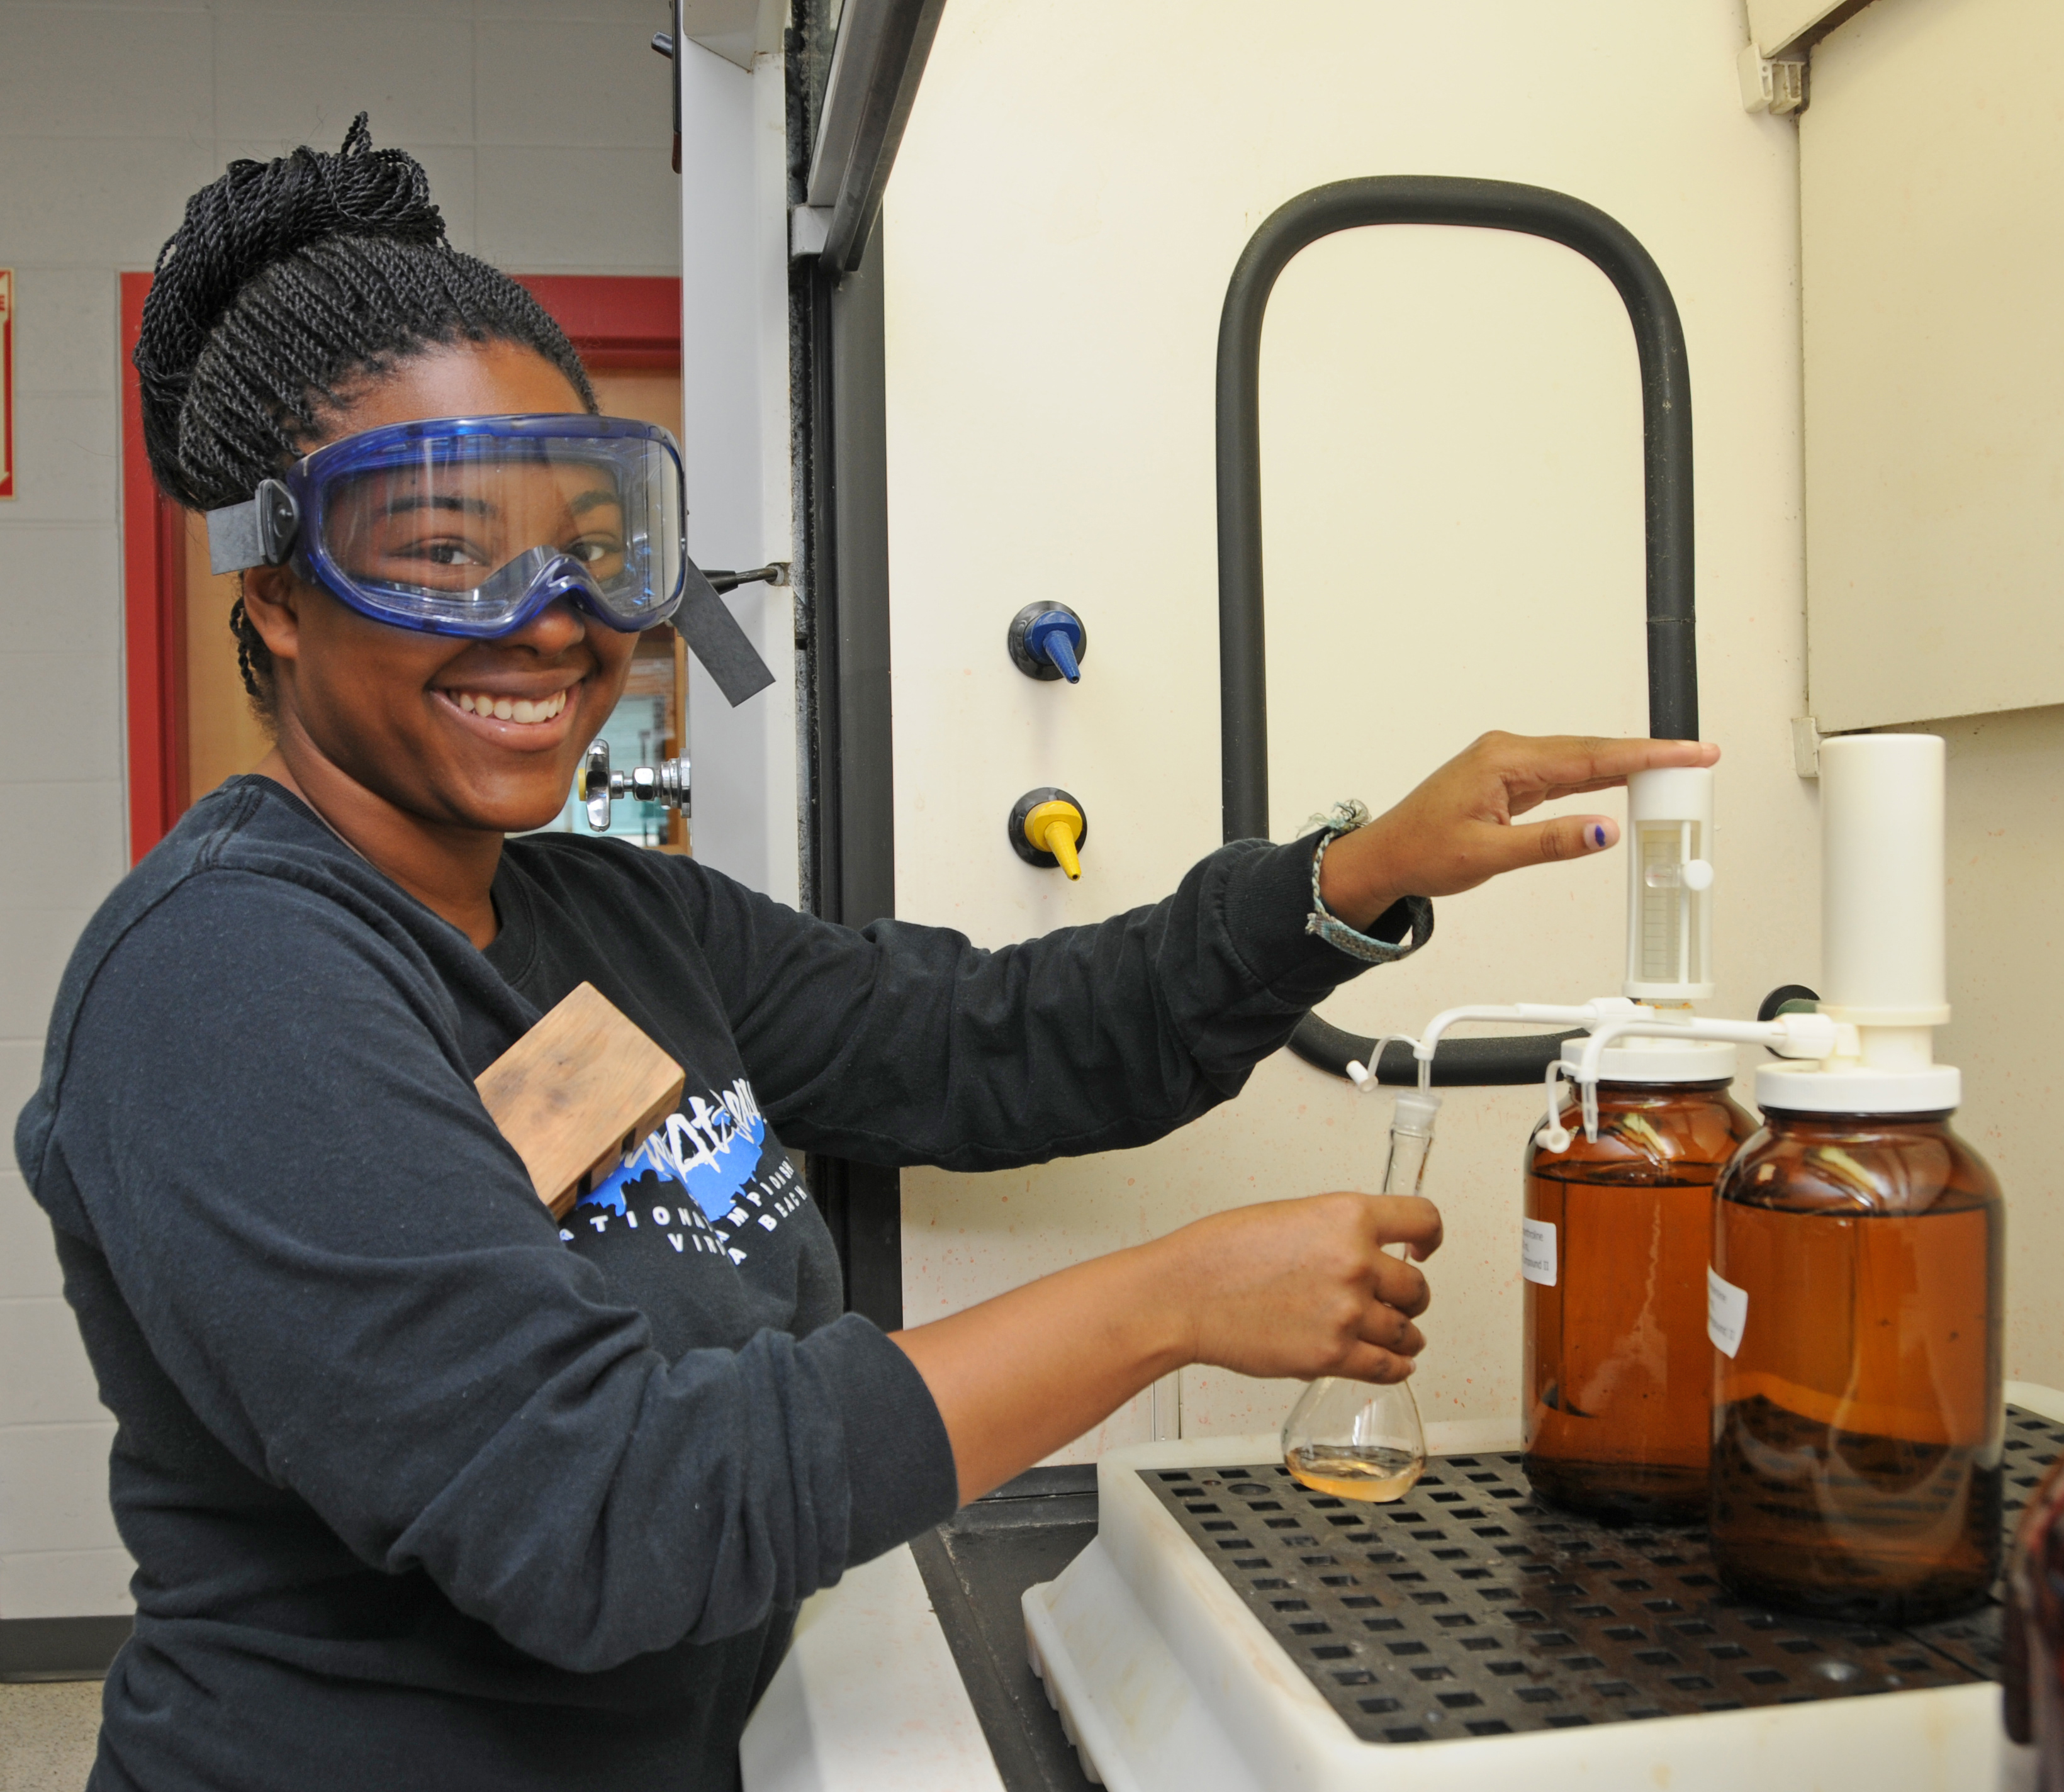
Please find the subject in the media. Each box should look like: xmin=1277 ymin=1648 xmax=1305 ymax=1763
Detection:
xmin=433 ymin=679 xmax=579 ymax=742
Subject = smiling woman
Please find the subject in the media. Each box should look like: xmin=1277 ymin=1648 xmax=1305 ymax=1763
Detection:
xmin=18 ymin=115 xmax=1706 ymax=1792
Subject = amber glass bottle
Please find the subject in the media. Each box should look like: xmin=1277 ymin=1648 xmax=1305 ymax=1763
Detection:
xmin=2005 ymin=1455 xmax=2064 ymax=1788
xmin=1524 ymin=1073 xmax=1753 ymax=1523
xmin=1709 ymin=1109 xmax=2003 ymax=1622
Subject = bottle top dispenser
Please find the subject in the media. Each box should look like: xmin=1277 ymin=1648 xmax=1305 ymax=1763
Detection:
xmin=1756 ymin=733 xmax=1959 ymax=1115
xmin=1704 ymin=732 xmax=2000 ymax=1621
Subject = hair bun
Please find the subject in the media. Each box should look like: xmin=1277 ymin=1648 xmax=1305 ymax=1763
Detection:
xmin=135 ymin=115 xmax=445 ymax=500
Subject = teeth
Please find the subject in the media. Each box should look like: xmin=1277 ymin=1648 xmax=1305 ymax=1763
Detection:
xmin=446 ymin=690 xmax=567 ymax=723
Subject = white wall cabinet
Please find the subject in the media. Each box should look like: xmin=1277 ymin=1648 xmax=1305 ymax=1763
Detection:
xmin=1802 ymin=0 xmax=2064 ymax=732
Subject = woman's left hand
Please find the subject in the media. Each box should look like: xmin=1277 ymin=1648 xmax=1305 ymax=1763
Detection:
xmin=1319 ymin=731 xmax=1721 ymax=929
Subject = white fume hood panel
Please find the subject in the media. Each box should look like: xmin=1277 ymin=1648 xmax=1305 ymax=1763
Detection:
xmin=1747 ymin=0 xmax=1855 ymax=55
xmin=680 ymin=0 xmax=786 ymax=70
xmin=1801 ymin=0 xmax=2064 ymax=732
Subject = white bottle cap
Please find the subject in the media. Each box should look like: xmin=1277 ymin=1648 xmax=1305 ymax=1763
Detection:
xmin=1754 ymin=1060 xmax=1960 ymax=1114
xmin=1560 ymin=1034 xmax=1737 ymax=1085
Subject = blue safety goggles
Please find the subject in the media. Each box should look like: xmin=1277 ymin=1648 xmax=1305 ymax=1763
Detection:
xmin=205 ymin=415 xmax=687 ymax=639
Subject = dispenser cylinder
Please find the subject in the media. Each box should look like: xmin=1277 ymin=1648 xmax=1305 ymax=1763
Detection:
xmin=1818 ymin=734 xmax=1949 ymax=1024
xmin=1623 ymin=766 xmax=1715 ymax=1002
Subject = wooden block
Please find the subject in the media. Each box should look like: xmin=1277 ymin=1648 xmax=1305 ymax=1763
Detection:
xmin=475 ymin=982 xmax=686 ymax=1220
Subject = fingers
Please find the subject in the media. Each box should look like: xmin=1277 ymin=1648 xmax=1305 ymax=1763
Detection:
xmin=1486 ymin=732 xmax=1719 ymax=798
xmin=1355 ymin=1302 xmax=1424 ymax=1357
xmin=1369 ymin=1194 xmax=1443 ymax=1263
xmin=1371 ymin=1250 xmax=1432 ymax=1320
xmin=1480 ymin=812 xmax=1620 ymax=875
xmin=1326 ymin=1341 xmax=1418 ymax=1385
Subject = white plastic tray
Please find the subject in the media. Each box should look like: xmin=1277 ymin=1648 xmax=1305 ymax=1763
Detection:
xmin=1023 ymin=1389 xmax=2064 ymax=1792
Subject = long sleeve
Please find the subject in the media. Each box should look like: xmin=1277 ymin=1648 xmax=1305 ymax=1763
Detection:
xmin=681 ymin=834 xmax=1422 ymax=1169
xmin=26 ymin=870 xmax=949 ymax=1674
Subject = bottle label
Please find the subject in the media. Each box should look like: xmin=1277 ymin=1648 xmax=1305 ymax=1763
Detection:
xmin=1521 ymin=1218 xmax=1557 ymax=1287
xmin=1707 ymin=1265 xmax=1749 ymax=1358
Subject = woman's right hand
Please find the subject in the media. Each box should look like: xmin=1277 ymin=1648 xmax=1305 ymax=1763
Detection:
xmin=1155 ymin=1193 xmax=1442 ymax=1387
xmin=892 ymin=1189 xmax=1444 ymax=1504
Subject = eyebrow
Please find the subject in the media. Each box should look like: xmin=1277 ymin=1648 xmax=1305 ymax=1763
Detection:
xmin=379 ymin=493 xmax=491 ymax=519
xmin=376 ymin=486 xmax=622 ymax=520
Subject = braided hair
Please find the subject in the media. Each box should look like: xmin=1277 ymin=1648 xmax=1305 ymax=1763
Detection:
xmin=134 ymin=115 xmax=598 ymax=715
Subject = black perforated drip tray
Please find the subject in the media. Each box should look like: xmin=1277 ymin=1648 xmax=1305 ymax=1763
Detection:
xmin=1140 ymin=1405 xmax=2064 ymax=1745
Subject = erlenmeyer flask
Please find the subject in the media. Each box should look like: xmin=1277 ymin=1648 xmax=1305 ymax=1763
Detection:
xmin=1282 ymin=1087 xmax=1439 ymax=1501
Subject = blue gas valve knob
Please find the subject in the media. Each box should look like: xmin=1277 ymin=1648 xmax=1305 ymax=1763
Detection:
xmin=1007 ymin=603 xmax=1089 ymax=684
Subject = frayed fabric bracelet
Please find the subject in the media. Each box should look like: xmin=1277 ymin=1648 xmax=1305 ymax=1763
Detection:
xmin=1305 ymin=801 xmax=1435 ymax=965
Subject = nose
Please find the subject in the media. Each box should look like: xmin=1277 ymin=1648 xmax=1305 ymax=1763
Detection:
xmin=502 ymin=591 xmax=593 ymax=654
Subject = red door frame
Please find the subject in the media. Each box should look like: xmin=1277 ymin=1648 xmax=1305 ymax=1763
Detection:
xmin=120 ymin=272 xmax=682 ymax=863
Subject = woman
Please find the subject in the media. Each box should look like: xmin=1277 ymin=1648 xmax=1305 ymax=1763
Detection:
xmin=16 ymin=123 xmax=1714 ymax=1790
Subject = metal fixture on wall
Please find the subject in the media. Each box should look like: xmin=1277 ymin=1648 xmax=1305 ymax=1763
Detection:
xmin=703 ymin=562 xmax=790 ymax=594
xmin=580 ymin=739 xmax=690 ymax=834
xmin=1213 ymin=176 xmax=1700 ymax=1085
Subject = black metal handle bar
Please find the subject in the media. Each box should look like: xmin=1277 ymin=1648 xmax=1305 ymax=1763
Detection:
xmin=1213 ymin=177 xmax=1698 ymax=1083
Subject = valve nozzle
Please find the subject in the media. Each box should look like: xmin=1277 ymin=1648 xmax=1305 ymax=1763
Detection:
xmin=1007 ymin=603 xmax=1089 ymax=684
xmin=1040 ymin=628 xmax=1082 ymax=683
xmin=1008 ymin=787 xmax=1089 ymax=880
xmin=1024 ymin=800 xmax=1084 ymax=880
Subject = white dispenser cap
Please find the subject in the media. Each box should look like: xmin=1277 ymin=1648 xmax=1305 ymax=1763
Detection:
xmin=1755 ymin=732 xmax=1960 ymax=1114
xmin=1561 ymin=1034 xmax=1737 ymax=1085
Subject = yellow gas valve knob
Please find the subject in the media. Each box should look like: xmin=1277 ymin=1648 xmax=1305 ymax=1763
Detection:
xmin=1009 ymin=787 xmax=1089 ymax=881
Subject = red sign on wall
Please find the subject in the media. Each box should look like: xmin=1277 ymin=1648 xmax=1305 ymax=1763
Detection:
xmin=0 ymin=270 xmax=13 ymax=500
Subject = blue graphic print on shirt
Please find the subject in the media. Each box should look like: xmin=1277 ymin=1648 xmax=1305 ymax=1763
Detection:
xmin=578 ymin=1075 xmax=768 ymax=1223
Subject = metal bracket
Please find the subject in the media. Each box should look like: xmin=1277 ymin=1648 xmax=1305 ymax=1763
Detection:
xmin=704 ymin=562 xmax=790 ymax=593
xmin=1739 ymin=40 xmax=1808 ymax=116
xmin=581 ymin=739 xmax=691 ymax=833
xmin=1791 ymin=715 xmax=1824 ymax=779
xmin=790 ymin=206 xmax=833 ymax=260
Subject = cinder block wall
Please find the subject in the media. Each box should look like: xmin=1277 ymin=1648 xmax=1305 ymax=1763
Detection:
xmin=0 ymin=0 xmax=680 ymax=1624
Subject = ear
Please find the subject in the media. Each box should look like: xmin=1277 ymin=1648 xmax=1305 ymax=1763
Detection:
xmin=239 ymin=564 xmax=304 ymax=666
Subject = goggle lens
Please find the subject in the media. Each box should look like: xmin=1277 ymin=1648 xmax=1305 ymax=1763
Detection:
xmin=301 ymin=420 xmax=684 ymax=636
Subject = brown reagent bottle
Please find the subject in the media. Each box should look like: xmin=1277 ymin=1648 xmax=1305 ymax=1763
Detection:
xmin=1709 ymin=1107 xmax=2003 ymax=1623
xmin=1525 ymin=1046 xmax=1752 ymax=1525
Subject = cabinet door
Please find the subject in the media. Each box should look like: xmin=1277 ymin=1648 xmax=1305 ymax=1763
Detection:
xmin=1802 ymin=0 xmax=2064 ymax=731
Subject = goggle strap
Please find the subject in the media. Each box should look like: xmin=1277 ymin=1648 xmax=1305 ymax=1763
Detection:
xmin=205 ymin=478 xmax=300 ymax=574
xmin=677 ymin=558 xmax=777 ymax=708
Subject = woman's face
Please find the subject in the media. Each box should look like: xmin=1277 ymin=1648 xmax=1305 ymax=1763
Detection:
xmin=244 ymin=340 xmax=642 ymax=836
